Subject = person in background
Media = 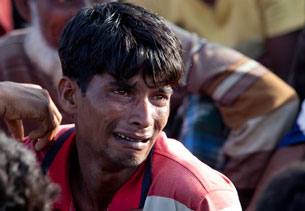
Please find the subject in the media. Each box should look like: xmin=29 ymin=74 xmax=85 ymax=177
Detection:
xmin=246 ymin=26 xmax=305 ymax=210
xmin=0 ymin=3 xmax=242 ymax=210
xmin=0 ymin=0 xmax=104 ymax=146
xmin=0 ymin=131 xmax=58 ymax=211
xmin=125 ymin=0 xmax=305 ymax=81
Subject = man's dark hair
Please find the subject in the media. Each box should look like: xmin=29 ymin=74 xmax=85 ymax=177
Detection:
xmin=255 ymin=162 xmax=305 ymax=211
xmin=58 ymin=2 xmax=183 ymax=93
xmin=0 ymin=132 xmax=58 ymax=211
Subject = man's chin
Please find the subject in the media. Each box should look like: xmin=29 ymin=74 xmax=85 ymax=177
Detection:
xmin=125 ymin=157 xmax=146 ymax=167
xmin=109 ymin=154 xmax=147 ymax=169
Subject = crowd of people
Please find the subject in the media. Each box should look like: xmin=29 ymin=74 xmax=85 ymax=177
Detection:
xmin=0 ymin=0 xmax=304 ymax=210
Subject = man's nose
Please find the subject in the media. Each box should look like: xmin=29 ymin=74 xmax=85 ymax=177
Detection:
xmin=129 ymin=97 xmax=154 ymax=129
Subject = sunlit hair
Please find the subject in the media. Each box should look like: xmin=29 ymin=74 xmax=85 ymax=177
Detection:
xmin=0 ymin=133 xmax=58 ymax=211
xmin=58 ymin=2 xmax=184 ymax=93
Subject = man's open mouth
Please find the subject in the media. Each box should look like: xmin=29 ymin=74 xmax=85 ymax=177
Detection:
xmin=113 ymin=132 xmax=150 ymax=144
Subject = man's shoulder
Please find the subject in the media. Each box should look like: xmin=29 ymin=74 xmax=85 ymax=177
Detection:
xmin=153 ymin=133 xmax=235 ymax=191
xmin=148 ymin=132 xmax=241 ymax=210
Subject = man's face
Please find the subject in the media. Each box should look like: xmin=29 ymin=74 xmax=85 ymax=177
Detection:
xmin=36 ymin=0 xmax=115 ymax=48
xmin=74 ymin=73 xmax=172 ymax=168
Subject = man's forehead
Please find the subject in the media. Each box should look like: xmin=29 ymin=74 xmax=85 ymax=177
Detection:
xmin=98 ymin=73 xmax=173 ymax=92
xmin=44 ymin=0 xmax=116 ymax=4
xmin=92 ymin=0 xmax=118 ymax=3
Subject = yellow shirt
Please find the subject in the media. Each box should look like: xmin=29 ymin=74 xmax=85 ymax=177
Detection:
xmin=126 ymin=0 xmax=305 ymax=58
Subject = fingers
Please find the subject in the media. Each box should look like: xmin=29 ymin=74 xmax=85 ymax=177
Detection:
xmin=0 ymin=82 xmax=63 ymax=151
xmin=33 ymin=117 xmax=61 ymax=151
xmin=35 ymin=136 xmax=51 ymax=151
xmin=34 ymin=118 xmax=60 ymax=151
xmin=5 ymin=119 xmax=24 ymax=140
xmin=29 ymin=98 xmax=62 ymax=150
xmin=28 ymin=115 xmax=57 ymax=140
xmin=50 ymin=97 xmax=62 ymax=125
xmin=20 ymin=83 xmax=42 ymax=89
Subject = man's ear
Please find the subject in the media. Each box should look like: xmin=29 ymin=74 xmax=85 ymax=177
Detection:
xmin=58 ymin=77 xmax=79 ymax=115
xmin=14 ymin=0 xmax=31 ymax=22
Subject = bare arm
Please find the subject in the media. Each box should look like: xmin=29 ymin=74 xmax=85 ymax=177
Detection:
xmin=0 ymin=81 xmax=62 ymax=150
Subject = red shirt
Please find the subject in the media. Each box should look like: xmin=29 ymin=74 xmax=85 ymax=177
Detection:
xmin=24 ymin=125 xmax=241 ymax=211
xmin=0 ymin=0 xmax=13 ymax=36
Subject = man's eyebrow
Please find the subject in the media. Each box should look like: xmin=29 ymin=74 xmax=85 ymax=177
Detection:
xmin=108 ymin=81 xmax=137 ymax=89
xmin=158 ymin=87 xmax=173 ymax=94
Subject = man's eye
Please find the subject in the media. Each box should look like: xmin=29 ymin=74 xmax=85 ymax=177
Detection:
xmin=113 ymin=89 xmax=129 ymax=96
xmin=154 ymin=95 xmax=169 ymax=101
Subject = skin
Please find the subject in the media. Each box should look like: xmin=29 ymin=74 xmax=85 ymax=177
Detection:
xmin=35 ymin=0 xmax=115 ymax=48
xmin=0 ymin=82 xmax=62 ymax=150
xmin=35 ymin=0 xmax=88 ymax=48
xmin=58 ymin=73 xmax=173 ymax=210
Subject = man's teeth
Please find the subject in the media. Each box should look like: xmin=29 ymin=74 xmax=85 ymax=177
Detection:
xmin=116 ymin=133 xmax=136 ymax=142
xmin=115 ymin=133 xmax=150 ymax=143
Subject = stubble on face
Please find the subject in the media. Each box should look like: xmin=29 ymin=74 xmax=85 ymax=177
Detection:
xmin=100 ymin=130 xmax=159 ymax=168
xmin=74 ymin=74 xmax=169 ymax=170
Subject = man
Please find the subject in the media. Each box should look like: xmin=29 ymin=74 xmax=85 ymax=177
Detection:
xmin=0 ymin=0 xmax=299 ymax=208
xmin=0 ymin=3 xmax=242 ymax=210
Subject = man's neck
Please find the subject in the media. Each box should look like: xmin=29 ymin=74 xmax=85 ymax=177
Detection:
xmin=70 ymin=141 xmax=138 ymax=211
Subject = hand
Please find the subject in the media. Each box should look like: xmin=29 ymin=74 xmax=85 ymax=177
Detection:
xmin=0 ymin=82 xmax=62 ymax=150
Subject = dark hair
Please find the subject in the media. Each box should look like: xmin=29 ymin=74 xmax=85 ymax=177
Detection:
xmin=255 ymin=162 xmax=305 ymax=211
xmin=0 ymin=132 xmax=58 ymax=211
xmin=58 ymin=2 xmax=183 ymax=93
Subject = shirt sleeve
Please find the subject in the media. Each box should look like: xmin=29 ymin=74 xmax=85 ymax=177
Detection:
xmin=172 ymin=24 xmax=299 ymax=191
xmin=198 ymin=190 xmax=242 ymax=211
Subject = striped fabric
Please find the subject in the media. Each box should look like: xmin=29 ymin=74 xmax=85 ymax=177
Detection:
xmin=168 ymin=24 xmax=299 ymax=203
xmin=143 ymin=196 xmax=241 ymax=211
xmin=211 ymin=59 xmax=266 ymax=106
xmin=212 ymin=60 xmax=259 ymax=102
xmin=24 ymin=126 xmax=242 ymax=211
